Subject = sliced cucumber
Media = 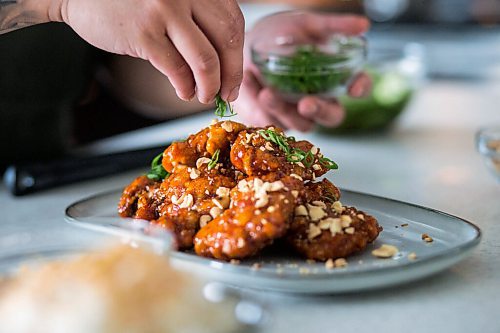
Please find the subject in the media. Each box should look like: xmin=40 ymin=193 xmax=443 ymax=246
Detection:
xmin=373 ymin=71 xmax=411 ymax=107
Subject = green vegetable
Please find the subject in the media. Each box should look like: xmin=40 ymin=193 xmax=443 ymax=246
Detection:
xmin=146 ymin=152 xmax=170 ymax=181
xmin=320 ymin=67 xmax=413 ymax=133
xmin=286 ymin=149 xmax=316 ymax=168
xmin=318 ymin=156 xmax=338 ymax=170
xmin=215 ymin=95 xmax=236 ymax=118
xmin=258 ymin=129 xmax=292 ymax=154
xmin=372 ymin=71 xmax=411 ymax=106
xmin=261 ymin=45 xmax=351 ymax=95
xmin=208 ymin=149 xmax=220 ymax=170
xmin=257 ymin=129 xmax=338 ymax=170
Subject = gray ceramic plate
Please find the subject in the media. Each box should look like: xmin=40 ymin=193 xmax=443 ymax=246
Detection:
xmin=65 ymin=188 xmax=481 ymax=294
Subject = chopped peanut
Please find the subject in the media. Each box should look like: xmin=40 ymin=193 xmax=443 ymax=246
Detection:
xmin=372 ymin=244 xmax=399 ymax=258
xmin=307 ymin=223 xmax=322 ymax=240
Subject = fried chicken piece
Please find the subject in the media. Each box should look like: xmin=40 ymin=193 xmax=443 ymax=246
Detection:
xmin=288 ymin=182 xmax=382 ymax=260
xmin=119 ymin=164 xmax=242 ymax=250
xmin=157 ymin=165 xmax=238 ymax=214
xmin=162 ymin=121 xmax=246 ymax=173
xmin=148 ymin=165 xmax=240 ymax=249
xmin=299 ymin=178 xmax=341 ymax=204
xmin=118 ymin=176 xmax=161 ymax=219
xmin=154 ymin=209 xmax=200 ymax=249
xmin=194 ymin=175 xmax=303 ymax=260
xmin=230 ymin=126 xmax=331 ymax=180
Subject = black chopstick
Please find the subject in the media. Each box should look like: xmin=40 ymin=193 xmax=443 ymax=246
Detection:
xmin=3 ymin=144 xmax=170 ymax=196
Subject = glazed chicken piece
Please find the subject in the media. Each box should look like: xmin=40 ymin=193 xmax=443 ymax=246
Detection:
xmin=118 ymin=175 xmax=161 ymax=220
xmin=118 ymin=161 xmax=242 ymax=249
xmin=154 ymin=210 xmax=200 ymax=249
xmin=119 ymin=121 xmax=247 ymax=250
xmin=194 ymin=175 xmax=303 ymax=260
xmin=150 ymin=165 xmax=240 ymax=249
xmin=162 ymin=121 xmax=246 ymax=173
xmin=287 ymin=181 xmax=382 ymax=261
xmin=299 ymin=178 xmax=341 ymax=204
xmin=157 ymin=164 xmax=239 ymax=217
xmin=230 ymin=126 xmax=332 ymax=180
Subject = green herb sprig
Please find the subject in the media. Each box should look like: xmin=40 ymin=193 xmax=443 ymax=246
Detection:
xmin=257 ymin=129 xmax=338 ymax=170
xmin=146 ymin=152 xmax=170 ymax=181
xmin=258 ymin=129 xmax=291 ymax=154
xmin=318 ymin=156 xmax=338 ymax=170
xmin=208 ymin=149 xmax=220 ymax=170
xmin=215 ymin=95 xmax=236 ymax=118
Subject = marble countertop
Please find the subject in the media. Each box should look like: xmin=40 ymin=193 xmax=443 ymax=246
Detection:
xmin=1 ymin=78 xmax=499 ymax=332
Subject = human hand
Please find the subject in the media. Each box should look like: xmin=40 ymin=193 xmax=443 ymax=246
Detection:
xmin=234 ymin=11 xmax=371 ymax=131
xmin=59 ymin=0 xmax=244 ymax=104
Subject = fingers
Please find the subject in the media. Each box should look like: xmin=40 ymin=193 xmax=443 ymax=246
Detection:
xmin=298 ymin=96 xmax=345 ymax=127
xmin=166 ymin=17 xmax=221 ymax=104
xmin=144 ymin=35 xmax=196 ymax=101
xmin=235 ymin=70 xmax=278 ymax=127
xmin=192 ymin=0 xmax=244 ymax=102
xmin=348 ymin=72 xmax=372 ymax=98
xmin=239 ymin=71 xmax=343 ymax=130
xmin=303 ymin=13 xmax=370 ymax=39
xmin=258 ymin=89 xmax=314 ymax=132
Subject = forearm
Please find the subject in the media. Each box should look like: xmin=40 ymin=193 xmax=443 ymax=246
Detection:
xmin=0 ymin=0 xmax=63 ymax=34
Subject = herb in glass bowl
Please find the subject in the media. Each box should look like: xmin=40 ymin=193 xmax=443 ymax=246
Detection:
xmin=260 ymin=45 xmax=351 ymax=95
xmin=252 ymin=35 xmax=366 ymax=102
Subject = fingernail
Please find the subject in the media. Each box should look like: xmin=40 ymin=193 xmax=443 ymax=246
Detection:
xmin=227 ymin=85 xmax=240 ymax=102
xmin=177 ymin=90 xmax=196 ymax=102
xmin=176 ymin=90 xmax=186 ymax=101
xmin=198 ymin=92 xmax=214 ymax=104
xmin=188 ymin=90 xmax=197 ymax=101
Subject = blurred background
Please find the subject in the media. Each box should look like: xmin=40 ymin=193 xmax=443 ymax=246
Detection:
xmin=243 ymin=0 xmax=500 ymax=79
xmin=1 ymin=0 xmax=499 ymax=179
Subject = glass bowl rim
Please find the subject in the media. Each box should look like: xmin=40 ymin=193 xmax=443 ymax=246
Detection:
xmin=251 ymin=34 xmax=367 ymax=73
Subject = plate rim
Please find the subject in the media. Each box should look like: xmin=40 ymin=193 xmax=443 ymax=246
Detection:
xmin=64 ymin=187 xmax=482 ymax=281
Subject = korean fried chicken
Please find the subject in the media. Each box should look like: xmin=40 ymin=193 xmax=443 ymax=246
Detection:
xmin=118 ymin=175 xmax=160 ymax=220
xmin=118 ymin=120 xmax=381 ymax=261
xmin=288 ymin=180 xmax=382 ymax=260
xmin=230 ymin=127 xmax=331 ymax=180
xmin=194 ymin=175 xmax=303 ymax=260
xmin=162 ymin=121 xmax=246 ymax=173
xmin=153 ymin=164 xmax=238 ymax=249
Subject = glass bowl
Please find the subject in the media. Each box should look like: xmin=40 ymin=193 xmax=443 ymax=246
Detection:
xmin=0 ymin=222 xmax=171 ymax=274
xmin=319 ymin=42 xmax=426 ymax=133
xmin=0 ymin=224 xmax=265 ymax=332
xmin=476 ymin=126 xmax=500 ymax=182
xmin=252 ymin=33 xmax=366 ymax=102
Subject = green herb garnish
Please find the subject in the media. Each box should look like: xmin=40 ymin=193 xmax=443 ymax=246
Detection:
xmin=302 ymin=150 xmax=315 ymax=168
xmin=146 ymin=152 xmax=170 ymax=181
xmin=259 ymin=129 xmax=291 ymax=154
xmin=215 ymin=95 xmax=236 ymax=118
xmin=261 ymin=45 xmax=351 ymax=95
xmin=318 ymin=156 xmax=338 ymax=170
xmin=208 ymin=149 xmax=220 ymax=170
xmin=257 ymin=129 xmax=338 ymax=170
